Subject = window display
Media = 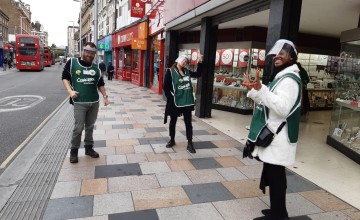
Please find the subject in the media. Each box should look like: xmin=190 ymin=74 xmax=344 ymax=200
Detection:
xmin=327 ymin=30 xmax=360 ymax=164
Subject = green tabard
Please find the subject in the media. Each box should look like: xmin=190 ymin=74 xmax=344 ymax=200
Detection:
xmin=170 ymin=68 xmax=195 ymax=107
xmin=248 ymin=73 xmax=302 ymax=144
xmin=70 ymin=58 xmax=101 ymax=103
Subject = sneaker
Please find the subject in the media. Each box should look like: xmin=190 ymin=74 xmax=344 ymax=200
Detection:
xmin=84 ymin=145 xmax=99 ymax=158
xmin=70 ymin=148 xmax=78 ymax=163
xmin=166 ymin=140 xmax=175 ymax=148
xmin=187 ymin=142 xmax=196 ymax=154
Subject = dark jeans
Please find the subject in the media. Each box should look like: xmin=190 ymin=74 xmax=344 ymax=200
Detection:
xmin=260 ymin=162 xmax=288 ymax=218
xmin=71 ymin=102 xmax=99 ymax=148
xmin=169 ymin=110 xmax=193 ymax=141
xmin=108 ymin=74 xmax=113 ymax=81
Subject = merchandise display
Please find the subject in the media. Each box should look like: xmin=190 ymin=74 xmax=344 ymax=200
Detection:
xmin=327 ymin=31 xmax=360 ymax=164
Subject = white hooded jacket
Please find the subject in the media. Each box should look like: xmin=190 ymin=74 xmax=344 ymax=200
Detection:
xmin=248 ymin=64 xmax=301 ymax=166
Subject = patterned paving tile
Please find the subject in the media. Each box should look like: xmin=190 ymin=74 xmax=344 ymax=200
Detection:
xmin=108 ymin=139 xmax=139 ymax=147
xmin=185 ymin=169 xmax=225 ymax=184
xmin=156 ymin=171 xmax=192 ymax=187
xmin=50 ymin=181 xmax=81 ymax=199
xmin=58 ymin=167 xmax=95 ymax=182
xmin=80 ymin=178 xmax=108 ymax=196
xmin=237 ymin=164 xmax=263 ymax=179
xmin=212 ymin=147 xmax=242 ymax=157
xmin=157 ymin=203 xmax=224 ymax=220
xmin=115 ymin=145 xmax=135 ymax=154
xmin=260 ymin=193 xmax=324 ymax=217
xmin=95 ymin=163 xmax=142 ymax=178
xmin=134 ymin=144 xmax=154 ymax=153
xmin=308 ymin=211 xmax=352 ymax=220
xmin=145 ymin=152 xmax=171 ymax=162
xmin=112 ymin=124 xmax=134 ymax=129
xmin=190 ymin=149 xmax=220 ymax=158
xmin=139 ymin=161 xmax=171 ymax=174
xmin=180 ymin=130 xmax=210 ymax=136
xmin=222 ymin=179 xmax=265 ymax=198
xmin=138 ymin=137 xmax=169 ymax=145
xmin=151 ymin=143 xmax=175 ymax=154
xmin=190 ymin=141 xmax=218 ymax=149
xmin=214 ymin=156 xmax=244 ymax=167
xmin=213 ymin=197 xmax=269 ymax=220
xmin=188 ymin=157 xmax=223 ymax=169
xmin=216 ymin=167 xmax=248 ymax=181
xmin=299 ymin=190 xmax=352 ymax=212
xmin=93 ymin=192 xmax=133 ymax=215
xmin=109 ymin=209 xmax=159 ymax=220
xmin=126 ymin=153 xmax=148 ymax=163
xmin=166 ymin=159 xmax=196 ymax=171
xmin=151 ymin=116 xmax=163 ymax=119
xmin=80 ymin=140 xmax=107 ymax=148
xmin=108 ymin=175 xmax=160 ymax=193
xmin=132 ymin=187 xmax=192 ymax=211
xmin=286 ymin=173 xmax=321 ymax=193
xmin=183 ymin=182 xmax=235 ymax=204
xmin=96 ymin=118 xmax=116 ymax=122
xmin=43 ymin=196 xmax=93 ymax=220
xmin=145 ymin=127 xmax=167 ymax=132
xmin=342 ymin=208 xmax=360 ymax=219
xmin=107 ymin=154 xmax=127 ymax=165
xmin=168 ymin=151 xmax=193 ymax=160
xmin=212 ymin=140 xmax=245 ymax=148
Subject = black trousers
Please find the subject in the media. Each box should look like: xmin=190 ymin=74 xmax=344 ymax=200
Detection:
xmin=169 ymin=110 xmax=192 ymax=141
xmin=260 ymin=162 xmax=288 ymax=218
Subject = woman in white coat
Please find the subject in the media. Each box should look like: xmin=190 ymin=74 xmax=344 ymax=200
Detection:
xmin=242 ymin=39 xmax=302 ymax=220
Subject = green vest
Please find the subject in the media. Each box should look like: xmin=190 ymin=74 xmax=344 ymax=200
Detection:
xmin=248 ymin=73 xmax=302 ymax=144
xmin=170 ymin=68 xmax=195 ymax=107
xmin=70 ymin=58 xmax=101 ymax=103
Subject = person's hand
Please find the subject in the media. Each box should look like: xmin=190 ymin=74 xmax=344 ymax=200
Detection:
xmin=197 ymin=54 xmax=204 ymax=63
xmin=69 ymin=91 xmax=78 ymax=99
xmin=103 ymin=98 xmax=109 ymax=106
xmin=241 ymin=68 xmax=262 ymax=90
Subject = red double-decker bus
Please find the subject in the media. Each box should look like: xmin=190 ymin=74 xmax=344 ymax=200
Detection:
xmin=44 ymin=46 xmax=51 ymax=67
xmin=50 ymin=52 xmax=55 ymax=65
xmin=15 ymin=34 xmax=44 ymax=71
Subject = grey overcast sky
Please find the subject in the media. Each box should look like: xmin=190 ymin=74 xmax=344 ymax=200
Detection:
xmin=22 ymin=0 xmax=81 ymax=47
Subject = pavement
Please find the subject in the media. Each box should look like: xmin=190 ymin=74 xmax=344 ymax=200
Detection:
xmin=0 ymin=79 xmax=360 ymax=220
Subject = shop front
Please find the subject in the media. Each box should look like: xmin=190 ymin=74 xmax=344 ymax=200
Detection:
xmin=98 ymin=35 xmax=113 ymax=65
xmin=148 ymin=1 xmax=165 ymax=94
xmin=112 ymin=20 xmax=148 ymax=86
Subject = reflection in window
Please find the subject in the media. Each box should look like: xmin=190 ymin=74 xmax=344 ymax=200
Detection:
xmin=132 ymin=50 xmax=139 ymax=72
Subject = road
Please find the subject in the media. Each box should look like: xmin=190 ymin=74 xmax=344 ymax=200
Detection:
xmin=0 ymin=64 xmax=68 ymax=170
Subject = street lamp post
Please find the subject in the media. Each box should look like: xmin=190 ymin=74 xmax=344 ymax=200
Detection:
xmin=20 ymin=16 xmax=27 ymax=34
xmin=73 ymin=0 xmax=82 ymax=56
xmin=68 ymin=21 xmax=76 ymax=57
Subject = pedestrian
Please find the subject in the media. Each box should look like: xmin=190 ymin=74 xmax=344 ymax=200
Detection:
xmin=3 ymin=56 xmax=7 ymax=71
xmin=107 ymin=61 xmax=114 ymax=81
xmin=242 ymin=39 xmax=302 ymax=220
xmin=99 ymin=60 xmax=106 ymax=77
xmin=163 ymin=54 xmax=203 ymax=154
xmin=61 ymin=42 xmax=109 ymax=163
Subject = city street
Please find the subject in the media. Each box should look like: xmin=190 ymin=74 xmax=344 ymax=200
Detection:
xmin=0 ymin=64 xmax=68 ymax=170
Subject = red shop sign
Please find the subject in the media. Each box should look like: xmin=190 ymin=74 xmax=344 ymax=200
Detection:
xmin=190 ymin=49 xmax=199 ymax=65
xmin=215 ymin=50 xmax=221 ymax=66
xmin=238 ymin=49 xmax=249 ymax=68
xmin=131 ymin=1 xmax=145 ymax=18
xmin=220 ymin=49 xmax=234 ymax=66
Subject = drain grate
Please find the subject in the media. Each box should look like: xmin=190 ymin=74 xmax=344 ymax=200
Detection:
xmin=0 ymin=108 xmax=73 ymax=220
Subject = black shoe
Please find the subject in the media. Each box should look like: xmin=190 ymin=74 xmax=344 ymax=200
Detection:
xmin=70 ymin=148 xmax=78 ymax=163
xmin=84 ymin=145 xmax=99 ymax=158
xmin=166 ymin=140 xmax=175 ymax=148
xmin=261 ymin=209 xmax=271 ymax=216
xmin=187 ymin=142 xmax=196 ymax=154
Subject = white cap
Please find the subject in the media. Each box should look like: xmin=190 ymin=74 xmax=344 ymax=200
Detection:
xmin=175 ymin=55 xmax=189 ymax=64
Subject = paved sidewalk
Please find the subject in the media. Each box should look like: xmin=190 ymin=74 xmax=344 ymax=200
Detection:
xmin=3 ymin=80 xmax=360 ymax=220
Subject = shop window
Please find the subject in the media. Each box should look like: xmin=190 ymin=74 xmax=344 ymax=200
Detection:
xmin=132 ymin=50 xmax=139 ymax=72
xmin=125 ymin=50 xmax=131 ymax=71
